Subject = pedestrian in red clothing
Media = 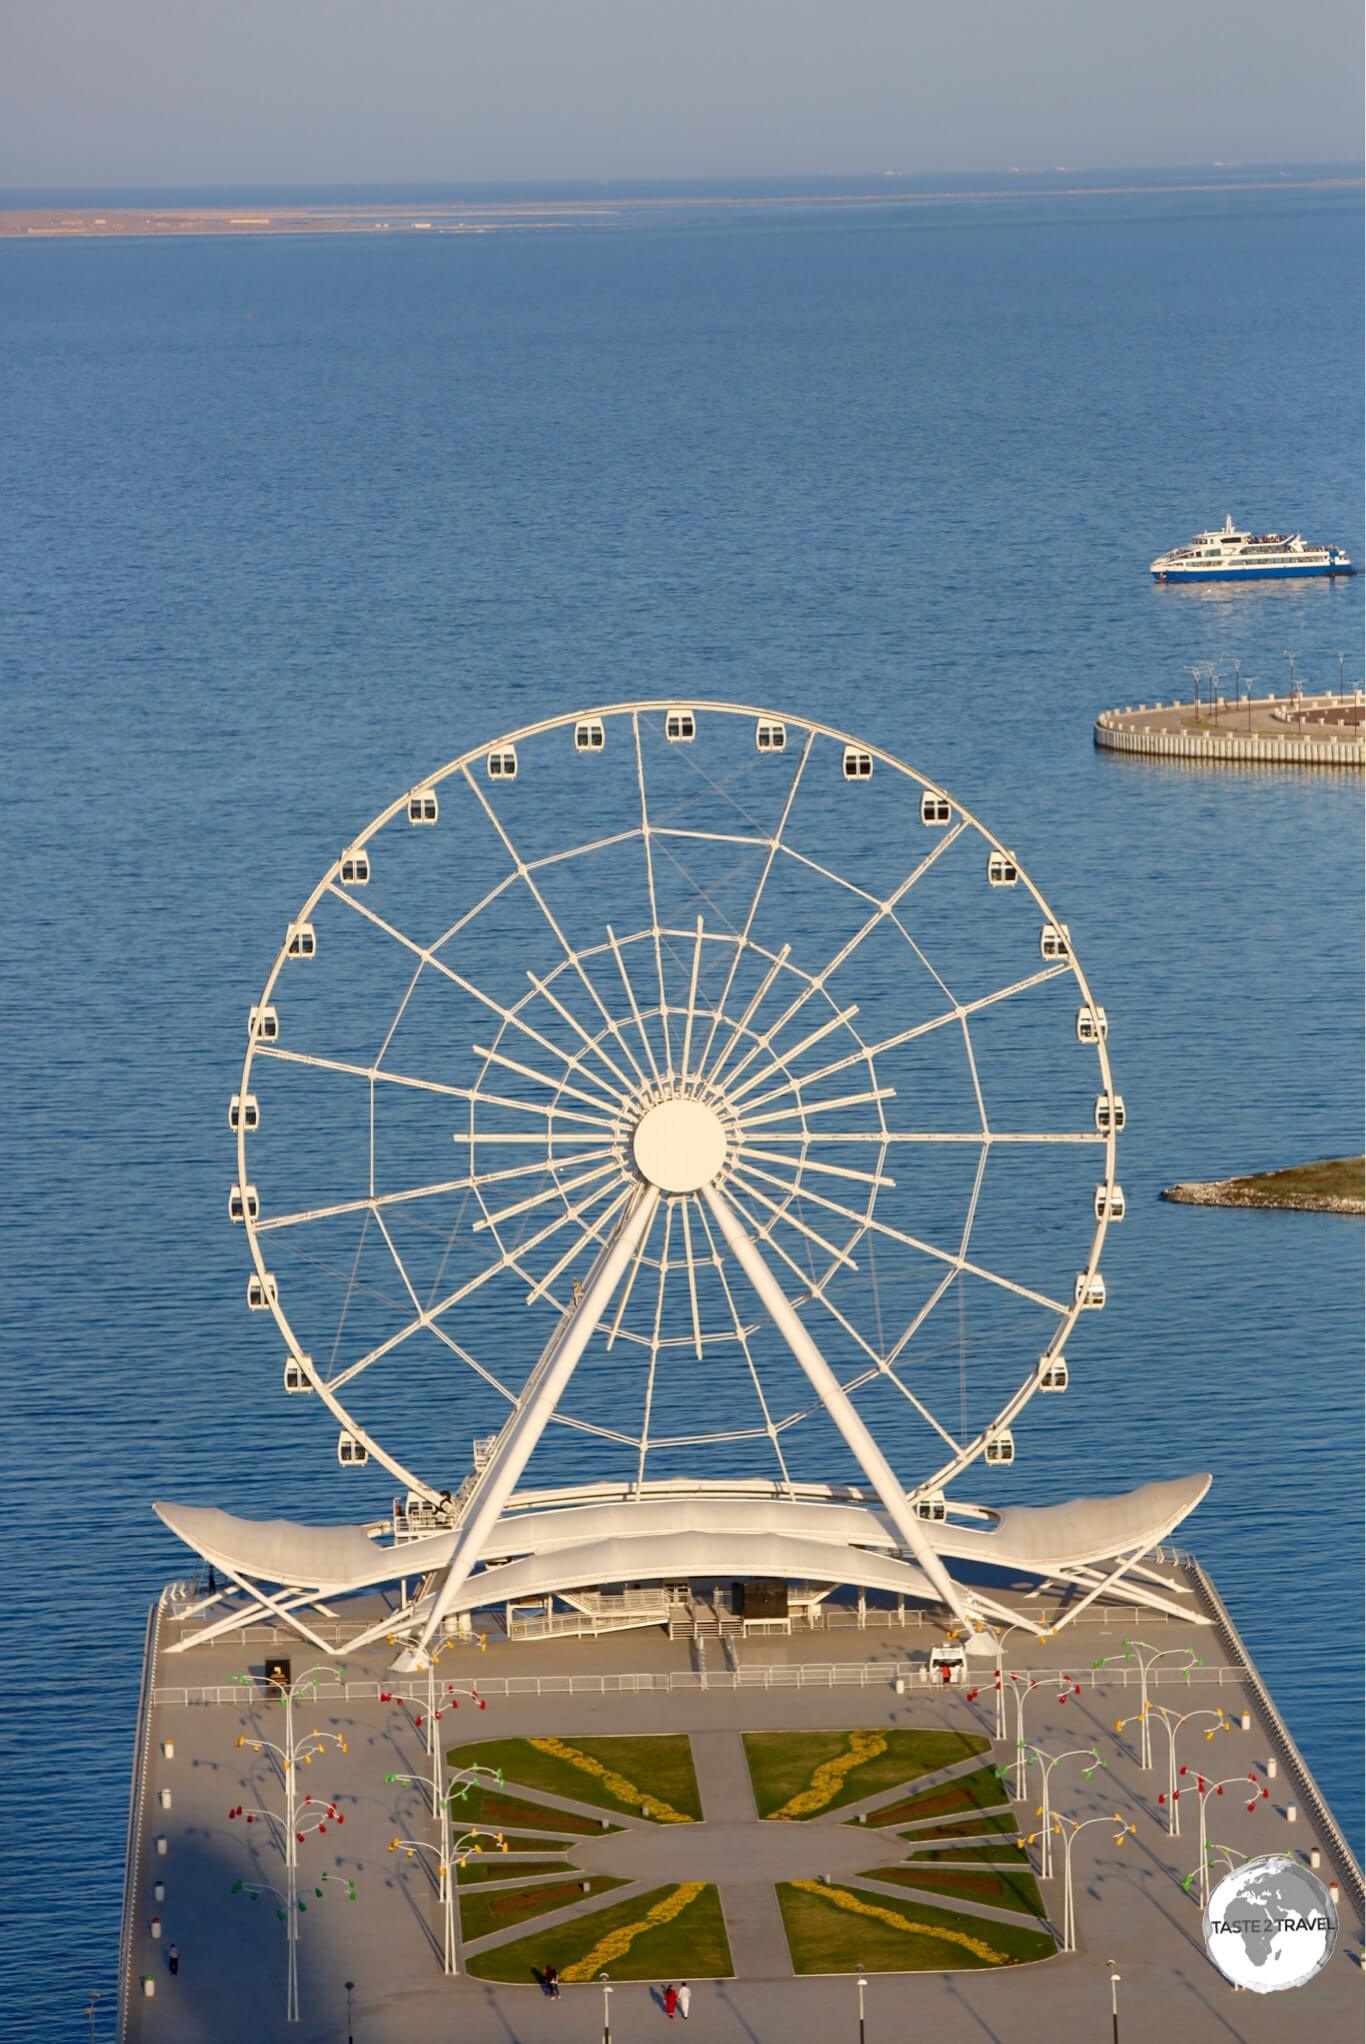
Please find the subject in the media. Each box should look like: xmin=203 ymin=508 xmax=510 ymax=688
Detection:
xmin=663 ymin=1983 xmax=678 ymax=2019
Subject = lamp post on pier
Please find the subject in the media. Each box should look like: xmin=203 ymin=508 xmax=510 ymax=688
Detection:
xmin=227 ymin=1664 xmax=349 ymax=2022
xmin=386 ymin=1824 xmax=507 ymax=1974
xmin=1142 ymin=1704 xmax=1233 ymax=1835
xmin=1107 ymin=1958 xmax=1122 ymax=2044
xmin=856 ymin=1968 xmax=868 ymax=2043
xmin=1170 ymin=1771 xmax=1269 ymax=1905
xmin=1044 ymin=1812 xmax=1135 ymax=1952
xmin=1093 ymin=1638 xmax=1203 ymax=1769
xmin=600 ymin=1972 xmax=613 ymax=2044
xmin=1021 ymin=1744 xmax=1106 ymax=1877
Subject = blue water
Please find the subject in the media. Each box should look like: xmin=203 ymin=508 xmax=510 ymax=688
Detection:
xmin=2 ymin=177 xmax=1362 ymax=2037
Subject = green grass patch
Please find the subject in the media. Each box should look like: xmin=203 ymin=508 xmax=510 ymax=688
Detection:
xmin=467 ymin=1881 xmax=732 ymax=1982
xmin=458 ymin=1857 xmax=571 ymax=1886
xmin=898 ymin=1808 xmax=1018 ymax=1841
xmin=446 ymin=1782 xmax=619 ymax=1836
xmin=869 ymin=1863 xmax=1047 ymax=1917
xmin=901 ymin=1838 xmax=1030 ymax=1864
xmin=460 ymin=1874 xmax=627 ymax=1942
xmin=865 ymin=1765 xmax=1009 ymax=1828
xmin=777 ymin=1881 xmax=1055 ymax=1972
xmin=447 ymin=1736 xmax=701 ymax=1822
xmin=745 ymin=1728 xmax=988 ymax=1820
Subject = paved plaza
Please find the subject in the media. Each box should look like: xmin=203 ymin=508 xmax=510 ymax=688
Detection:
xmin=121 ymin=1588 xmax=1364 ymax=2044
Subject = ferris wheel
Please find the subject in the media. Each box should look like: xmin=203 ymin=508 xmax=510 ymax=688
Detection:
xmin=230 ymin=701 xmax=1124 ymax=1639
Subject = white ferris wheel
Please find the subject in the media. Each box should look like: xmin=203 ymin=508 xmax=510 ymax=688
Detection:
xmin=205 ymin=700 xmax=1157 ymax=1656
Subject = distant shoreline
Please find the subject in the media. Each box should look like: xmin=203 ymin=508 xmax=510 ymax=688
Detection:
xmin=3 ymin=174 xmax=1361 ymax=240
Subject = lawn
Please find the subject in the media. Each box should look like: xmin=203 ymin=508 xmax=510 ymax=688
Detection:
xmin=745 ymin=1728 xmax=989 ymax=1820
xmin=900 ymin=1838 xmax=1030 ymax=1864
xmin=898 ymin=1807 xmax=1018 ymax=1841
xmin=458 ymin=1856 xmax=571 ymax=1885
xmin=869 ymin=1863 xmax=1048 ymax=1918
xmin=777 ymin=1881 xmax=1055 ymax=1972
xmin=864 ymin=1764 xmax=1010 ymax=1828
xmin=467 ymin=1881 xmax=732 ymax=1982
xmin=447 ymin=1735 xmax=701 ymax=1822
xmin=460 ymin=1874 xmax=627 ymax=1941
xmin=446 ymin=1782 xmax=619 ymax=1836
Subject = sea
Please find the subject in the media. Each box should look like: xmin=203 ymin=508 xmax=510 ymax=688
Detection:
xmin=2 ymin=169 xmax=1362 ymax=2037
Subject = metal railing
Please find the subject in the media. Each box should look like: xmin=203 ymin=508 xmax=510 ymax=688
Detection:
xmin=1187 ymin=1558 xmax=1364 ymax=1913
xmin=118 ymin=1591 xmax=166 ymax=2042
xmin=151 ymin=1658 xmax=1253 ymax=1711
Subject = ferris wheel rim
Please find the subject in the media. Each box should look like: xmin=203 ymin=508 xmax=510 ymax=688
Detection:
xmin=233 ymin=700 xmax=1121 ymax=1507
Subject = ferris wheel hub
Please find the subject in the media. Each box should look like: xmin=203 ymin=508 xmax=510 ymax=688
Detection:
xmin=632 ymin=1096 xmax=728 ymax=1193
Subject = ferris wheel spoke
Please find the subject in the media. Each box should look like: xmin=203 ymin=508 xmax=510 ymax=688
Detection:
xmin=703 ymin=942 xmax=793 ymax=1087
xmin=472 ymin=1159 xmax=622 ymax=1233
xmin=740 ymin=1145 xmax=892 ymax=1190
xmin=610 ymin=1183 xmax=660 ymax=1352
xmin=752 ymin=1128 xmax=1101 ymax=1144
xmin=721 ymin=1002 xmax=861 ymax=1105
xmin=254 ymin=1173 xmax=496 ymax=1234
xmin=735 ymin=963 xmax=1072 ymax=1117
xmin=737 ymin=1084 xmax=895 ymax=1132
xmin=696 ymin=732 xmax=813 ymax=1078
xmin=678 ymin=918 xmax=707 ymax=1089
xmin=371 ymin=1208 xmax=424 ymax=1317
xmin=461 ymin=761 xmax=653 ymax=1085
xmin=605 ymin=926 xmax=664 ymax=1087
xmin=709 ymin=823 xmax=968 ymax=1087
xmin=523 ymin=1183 xmax=634 ymax=1304
xmin=632 ymin=713 xmax=674 ymax=1076
xmin=326 ymin=1178 xmax=624 ymax=1393
xmin=471 ymin=1041 xmax=624 ymax=1117
xmin=726 ymin=1170 xmax=860 ymax=1272
xmin=526 ymin=964 xmax=646 ymax=1096
xmin=720 ymin=1184 xmax=877 ymax=1362
xmin=883 ymin=1267 xmax=959 ymax=1367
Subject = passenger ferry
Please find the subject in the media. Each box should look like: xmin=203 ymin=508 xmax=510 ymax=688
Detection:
xmin=1150 ymin=515 xmax=1354 ymax=581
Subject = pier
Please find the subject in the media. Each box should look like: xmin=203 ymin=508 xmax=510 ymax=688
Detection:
xmin=1095 ymin=690 xmax=1364 ymax=768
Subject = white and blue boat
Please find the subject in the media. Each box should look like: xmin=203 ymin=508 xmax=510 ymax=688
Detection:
xmin=1150 ymin=514 xmax=1353 ymax=581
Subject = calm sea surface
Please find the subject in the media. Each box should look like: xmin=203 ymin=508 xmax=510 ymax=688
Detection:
xmin=2 ymin=176 xmax=1362 ymax=2036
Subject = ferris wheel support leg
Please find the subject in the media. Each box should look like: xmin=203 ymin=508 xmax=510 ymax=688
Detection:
xmin=399 ymin=1185 xmax=662 ymax=1667
xmin=701 ymin=1184 xmax=973 ymax=1630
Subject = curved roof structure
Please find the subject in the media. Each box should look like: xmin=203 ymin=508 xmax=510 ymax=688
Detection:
xmin=156 ymin=1471 xmax=1209 ymax=1623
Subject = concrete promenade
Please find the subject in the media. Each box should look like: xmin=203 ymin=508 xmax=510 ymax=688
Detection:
xmin=1094 ymin=689 xmax=1365 ymax=768
xmin=120 ymin=1584 xmax=1363 ymax=2043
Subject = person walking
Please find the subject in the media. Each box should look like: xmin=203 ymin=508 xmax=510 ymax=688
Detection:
xmin=677 ymin=1981 xmax=691 ymax=2019
xmin=663 ymin=1982 xmax=678 ymax=2019
xmin=544 ymin=1962 xmax=560 ymax=2000
xmin=167 ymin=1945 xmax=180 ymax=1977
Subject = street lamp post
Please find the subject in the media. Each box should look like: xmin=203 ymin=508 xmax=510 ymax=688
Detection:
xmin=600 ymin=1972 xmax=613 ymax=2044
xmin=1021 ymin=1745 xmax=1106 ymax=1878
xmin=387 ymin=1824 xmax=506 ymax=1974
xmin=229 ymin=1872 xmax=356 ymax=2018
xmin=344 ymin=1979 xmax=355 ymax=2044
xmin=1143 ymin=1705 xmax=1232 ymax=1835
xmin=965 ymin=1620 xmax=1052 ymax=1740
xmin=84 ymin=1991 xmax=102 ymax=2044
xmin=857 ymin=1969 xmax=868 ymax=2044
xmin=1046 ymin=1813 xmax=1135 ymax=1952
xmin=228 ymin=1664 xmax=349 ymax=2023
xmin=1174 ymin=1771 xmax=1269 ymax=1905
xmin=1093 ymin=1638 xmax=1203 ymax=1769
xmin=1107 ymin=1959 xmax=1121 ymax=2044
xmin=379 ymin=1636 xmax=487 ymax=1818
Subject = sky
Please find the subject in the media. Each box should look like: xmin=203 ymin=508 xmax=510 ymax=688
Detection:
xmin=4 ymin=0 xmax=1362 ymax=189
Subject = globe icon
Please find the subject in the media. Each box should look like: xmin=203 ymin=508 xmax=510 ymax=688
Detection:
xmin=1202 ymin=1854 xmax=1338 ymax=1993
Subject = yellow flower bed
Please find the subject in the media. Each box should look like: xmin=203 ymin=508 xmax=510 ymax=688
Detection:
xmin=562 ymin=1882 xmax=706 ymax=1982
xmin=791 ymin=1879 xmax=1007 ymax=1965
xmin=528 ymin=1736 xmax=692 ymax=1824
xmin=771 ymin=1729 xmax=888 ymax=1819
